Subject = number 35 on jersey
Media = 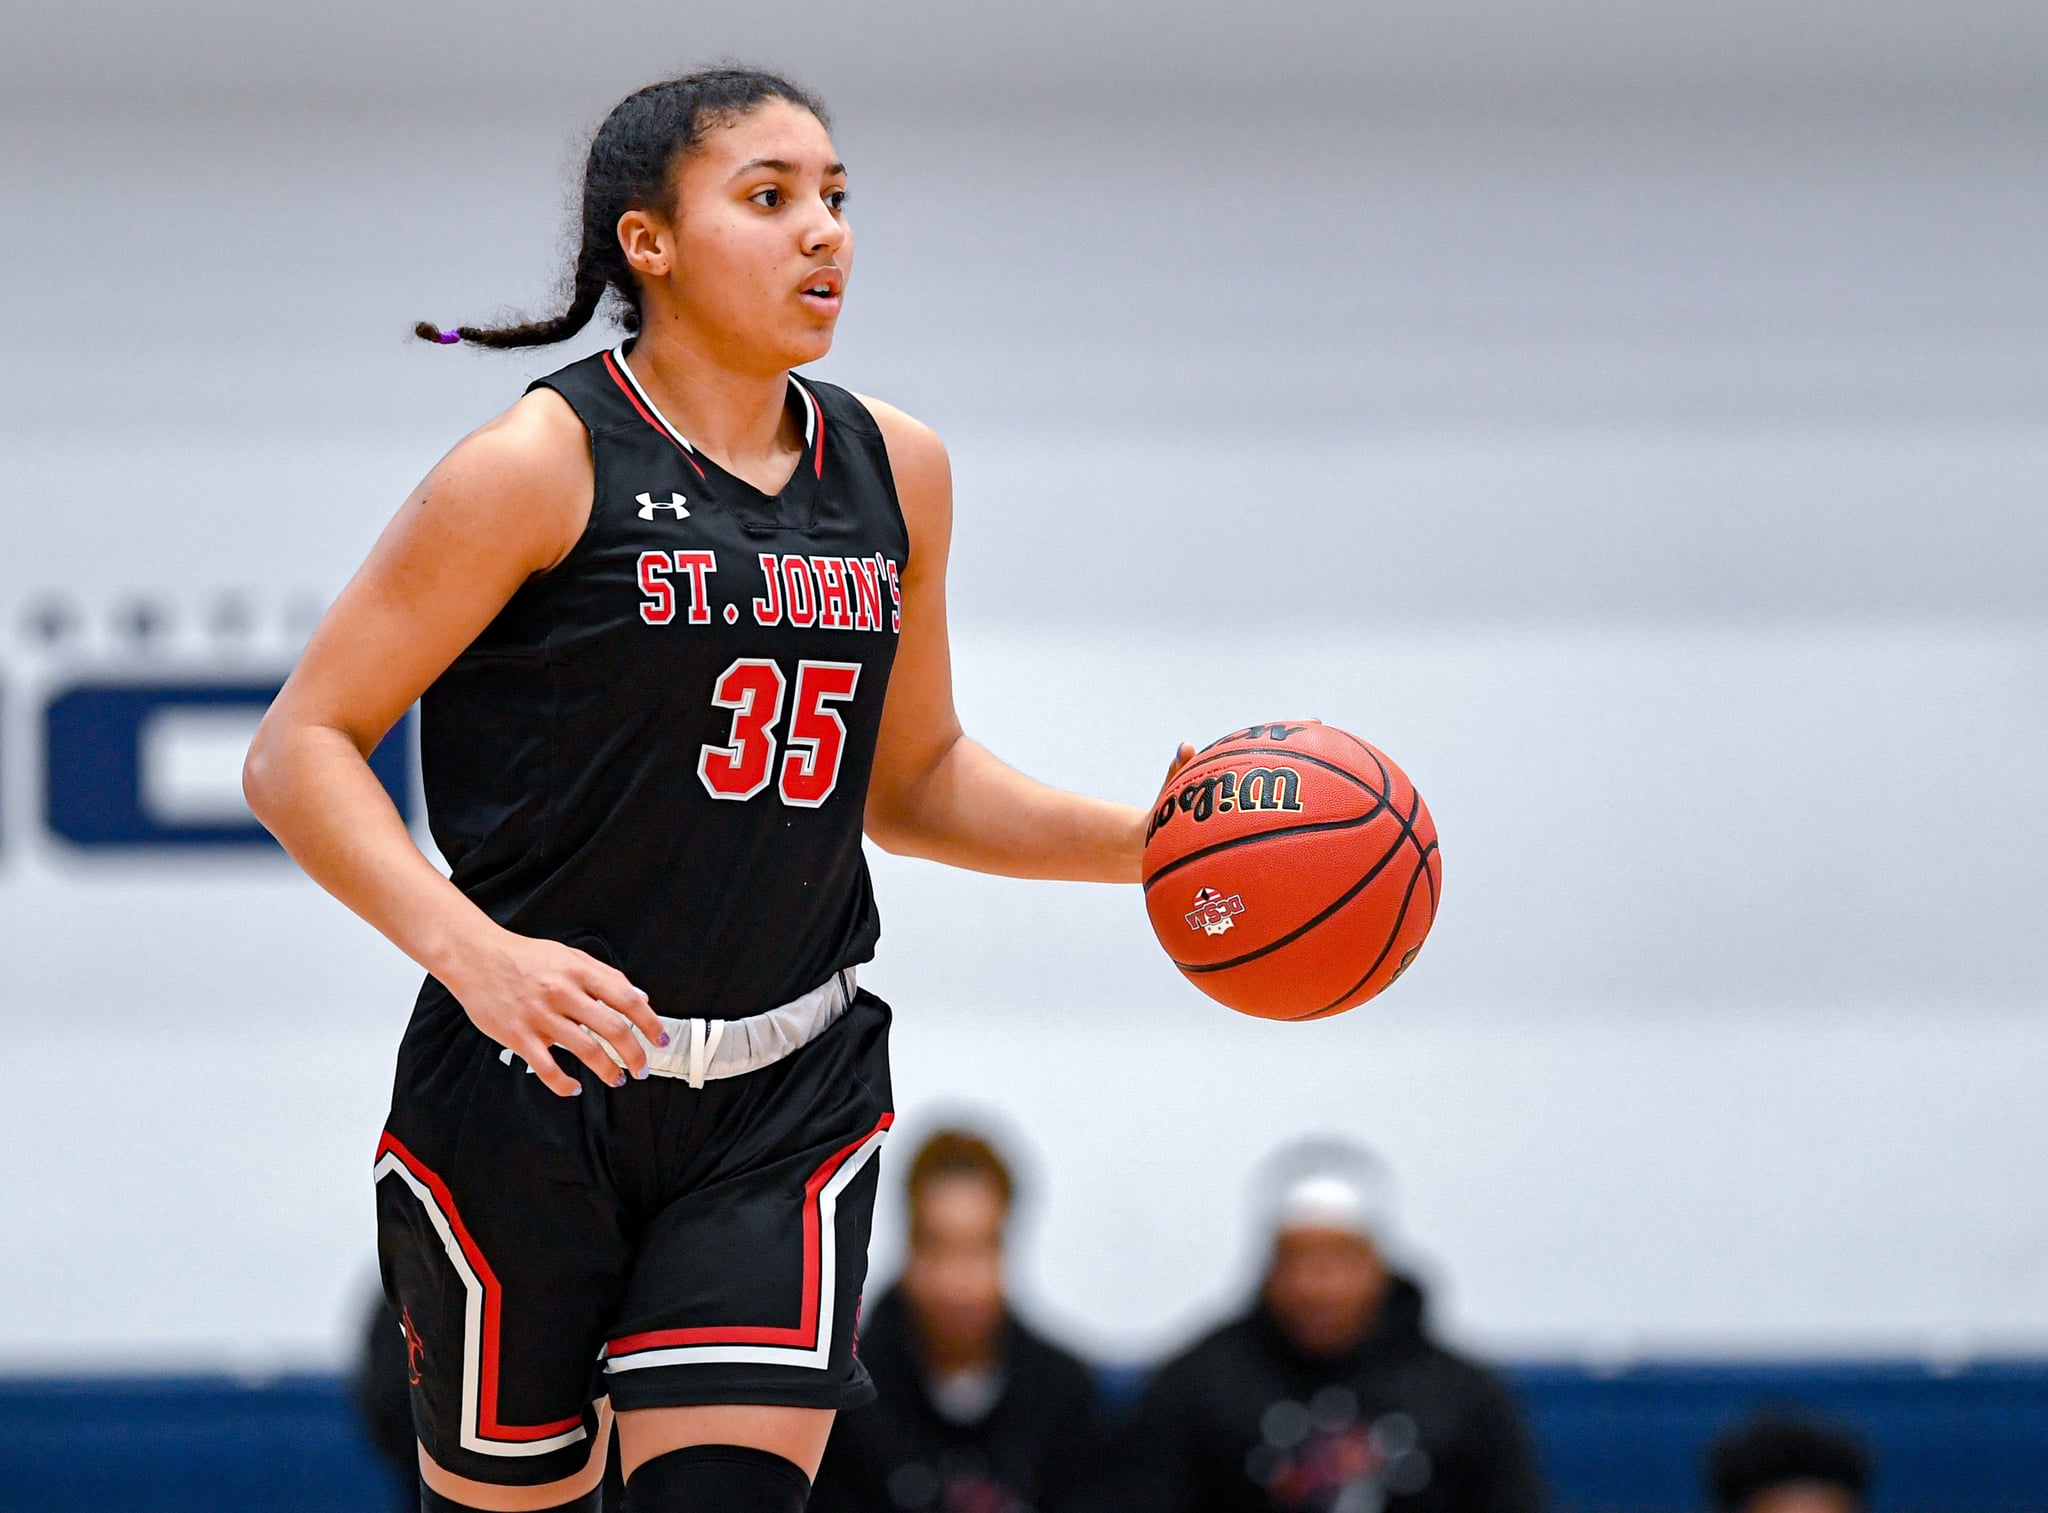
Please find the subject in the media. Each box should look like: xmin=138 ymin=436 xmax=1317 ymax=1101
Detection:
xmin=699 ymin=659 xmax=860 ymax=807
xmin=636 ymin=548 xmax=902 ymax=810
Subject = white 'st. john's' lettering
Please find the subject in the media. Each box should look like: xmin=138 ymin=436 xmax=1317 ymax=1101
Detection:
xmin=638 ymin=550 xmax=716 ymax=624
xmin=646 ymin=551 xmax=904 ymax=634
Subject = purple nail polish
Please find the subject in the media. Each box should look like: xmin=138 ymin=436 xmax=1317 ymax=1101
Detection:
xmin=657 ymin=1030 xmax=672 ymax=1048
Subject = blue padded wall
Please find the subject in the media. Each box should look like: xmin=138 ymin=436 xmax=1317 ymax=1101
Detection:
xmin=3 ymin=1361 xmax=2045 ymax=1512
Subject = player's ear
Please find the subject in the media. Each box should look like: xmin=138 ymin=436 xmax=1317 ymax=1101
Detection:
xmin=617 ymin=208 xmax=672 ymax=280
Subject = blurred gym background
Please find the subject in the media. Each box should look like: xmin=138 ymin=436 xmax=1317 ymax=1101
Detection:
xmin=2 ymin=1 xmax=2045 ymax=1508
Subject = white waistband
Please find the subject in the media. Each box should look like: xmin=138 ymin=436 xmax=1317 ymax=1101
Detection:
xmin=599 ymin=967 xmax=856 ymax=1089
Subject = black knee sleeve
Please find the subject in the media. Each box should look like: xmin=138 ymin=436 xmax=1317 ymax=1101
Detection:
xmin=623 ymin=1444 xmax=811 ymax=1512
xmin=420 ymin=1481 xmax=601 ymax=1512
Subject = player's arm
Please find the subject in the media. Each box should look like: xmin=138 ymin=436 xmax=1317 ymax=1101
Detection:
xmin=242 ymin=391 xmax=665 ymax=1096
xmin=860 ymin=396 xmax=1189 ymax=884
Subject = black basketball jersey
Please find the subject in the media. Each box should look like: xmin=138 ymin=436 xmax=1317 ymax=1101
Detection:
xmin=415 ymin=345 xmax=909 ymax=1021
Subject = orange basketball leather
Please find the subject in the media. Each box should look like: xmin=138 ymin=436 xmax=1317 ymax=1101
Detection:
xmin=1142 ymin=721 xmax=1441 ymax=1020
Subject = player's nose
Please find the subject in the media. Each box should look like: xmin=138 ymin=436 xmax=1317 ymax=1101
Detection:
xmin=800 ymin=198 xmax=847 ymax=256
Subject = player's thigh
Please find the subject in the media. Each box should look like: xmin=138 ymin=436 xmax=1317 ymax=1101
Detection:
xmin=617 ymin=1404 xmax=835 ymax=1480
xmin=599 ymin=996 xmax=893 ymax=1426
xmin=418 ymin=1406 xmax=613 ymax=1511
xmin=378 ymin=998 xmax=632 ymax=1492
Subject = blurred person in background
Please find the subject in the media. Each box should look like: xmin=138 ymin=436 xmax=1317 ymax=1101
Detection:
xmin=357 ymin=1294 xmax=419 ymax=1510
xmin=1705 ymin=1414 xmax=1872 ymax=1513
xmin=1110 ymin=1140 xmax=1542 ymax=1513
xmin=812 ymin=1128 xmax=1107 ymax=1513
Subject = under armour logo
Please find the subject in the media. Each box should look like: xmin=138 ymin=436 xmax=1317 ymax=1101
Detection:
xmin=637 ymin=492 xmax=690 ymax=520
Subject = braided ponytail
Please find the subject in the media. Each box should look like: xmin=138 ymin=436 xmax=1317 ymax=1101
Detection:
xmin=416 ymin=66 xmax=829 ymax=349
xmin=415 ymin=262 xmax=610 ymax=350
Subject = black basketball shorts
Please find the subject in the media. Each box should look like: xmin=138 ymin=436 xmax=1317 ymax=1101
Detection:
xmin=373 ymin=984 xmax=893 ymax=1487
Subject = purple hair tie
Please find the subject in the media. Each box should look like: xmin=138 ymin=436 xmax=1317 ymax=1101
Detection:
xmin=435 ymin=328 xmax=463 ymax=345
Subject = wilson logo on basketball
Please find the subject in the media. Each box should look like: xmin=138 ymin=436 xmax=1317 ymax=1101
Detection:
xmin=1186 ymin=886 xmax=1245 ymax=936
xmin=1146 ymin=766 xmax=1305 ymax=841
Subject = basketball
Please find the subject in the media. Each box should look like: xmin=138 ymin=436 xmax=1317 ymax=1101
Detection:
xmin=1142 ymin=721 xmax=1441 ymax=1021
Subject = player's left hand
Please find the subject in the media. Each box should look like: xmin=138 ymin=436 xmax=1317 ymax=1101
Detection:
xmin=1162 ymin=742 xmax=1196 ymax=791
xmin=1125 ymin=744 xmax=1198 ymax=881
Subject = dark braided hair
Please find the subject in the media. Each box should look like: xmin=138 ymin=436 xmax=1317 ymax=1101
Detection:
xmin=415 ymin=67 xmax=830 ymax=349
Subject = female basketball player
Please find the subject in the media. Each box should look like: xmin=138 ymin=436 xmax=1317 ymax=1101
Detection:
xmin=244 ymin=68 xmax=1183 ymax=1513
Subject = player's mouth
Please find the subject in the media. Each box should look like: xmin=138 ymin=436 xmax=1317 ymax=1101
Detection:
xmin=798 ymin=266 xmax=844 ymax=315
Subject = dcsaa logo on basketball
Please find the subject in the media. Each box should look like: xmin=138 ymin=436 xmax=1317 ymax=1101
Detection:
xmin=1186 ymin=886 xmax=1246 ymax=936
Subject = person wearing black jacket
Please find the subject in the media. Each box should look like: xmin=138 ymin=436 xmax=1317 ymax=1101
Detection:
xmin=353 ymin=1292 xmax=417 ymax=1511
xmin=812 ymin=1129 xmax=1107 ymax=1513
xmin=1112 ymin=1142 xmax=1543 ymax=1513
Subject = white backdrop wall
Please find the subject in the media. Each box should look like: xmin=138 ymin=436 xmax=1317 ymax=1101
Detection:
xmin=5 ymin=622 xmax=2047 ymax=1369
xmin=2 ymin=17 xmax=2045 ymax=1371
xmin=6 ymin=0 xmax=2046 ymax=110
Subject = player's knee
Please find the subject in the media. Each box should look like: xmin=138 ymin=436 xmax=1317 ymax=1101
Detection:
xmin=623 ymin=1444 xmax=812 ymax=1511
xmin=419 ymin=1483 xmax=601 ymax=1512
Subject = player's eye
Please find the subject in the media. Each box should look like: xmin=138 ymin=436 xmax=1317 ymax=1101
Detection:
xmin=825 ymin=188 xmax=849 ymax=212
xmin=749 ymin=187 xmax=782 ymax=209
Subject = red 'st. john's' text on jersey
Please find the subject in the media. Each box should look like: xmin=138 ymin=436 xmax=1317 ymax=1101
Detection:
xmin=417 ymin=348 xmax=909 ymax=1021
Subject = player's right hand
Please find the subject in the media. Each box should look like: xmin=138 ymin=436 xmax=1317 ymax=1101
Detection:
xmin=441 ymin=929 xmax=668 ymax=1097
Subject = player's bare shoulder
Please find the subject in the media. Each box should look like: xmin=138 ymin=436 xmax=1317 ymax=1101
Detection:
xmin=853 ymin=394 xmax=952 ymax=552
xmin=412 ymin=386 xmax=595 ymax=575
